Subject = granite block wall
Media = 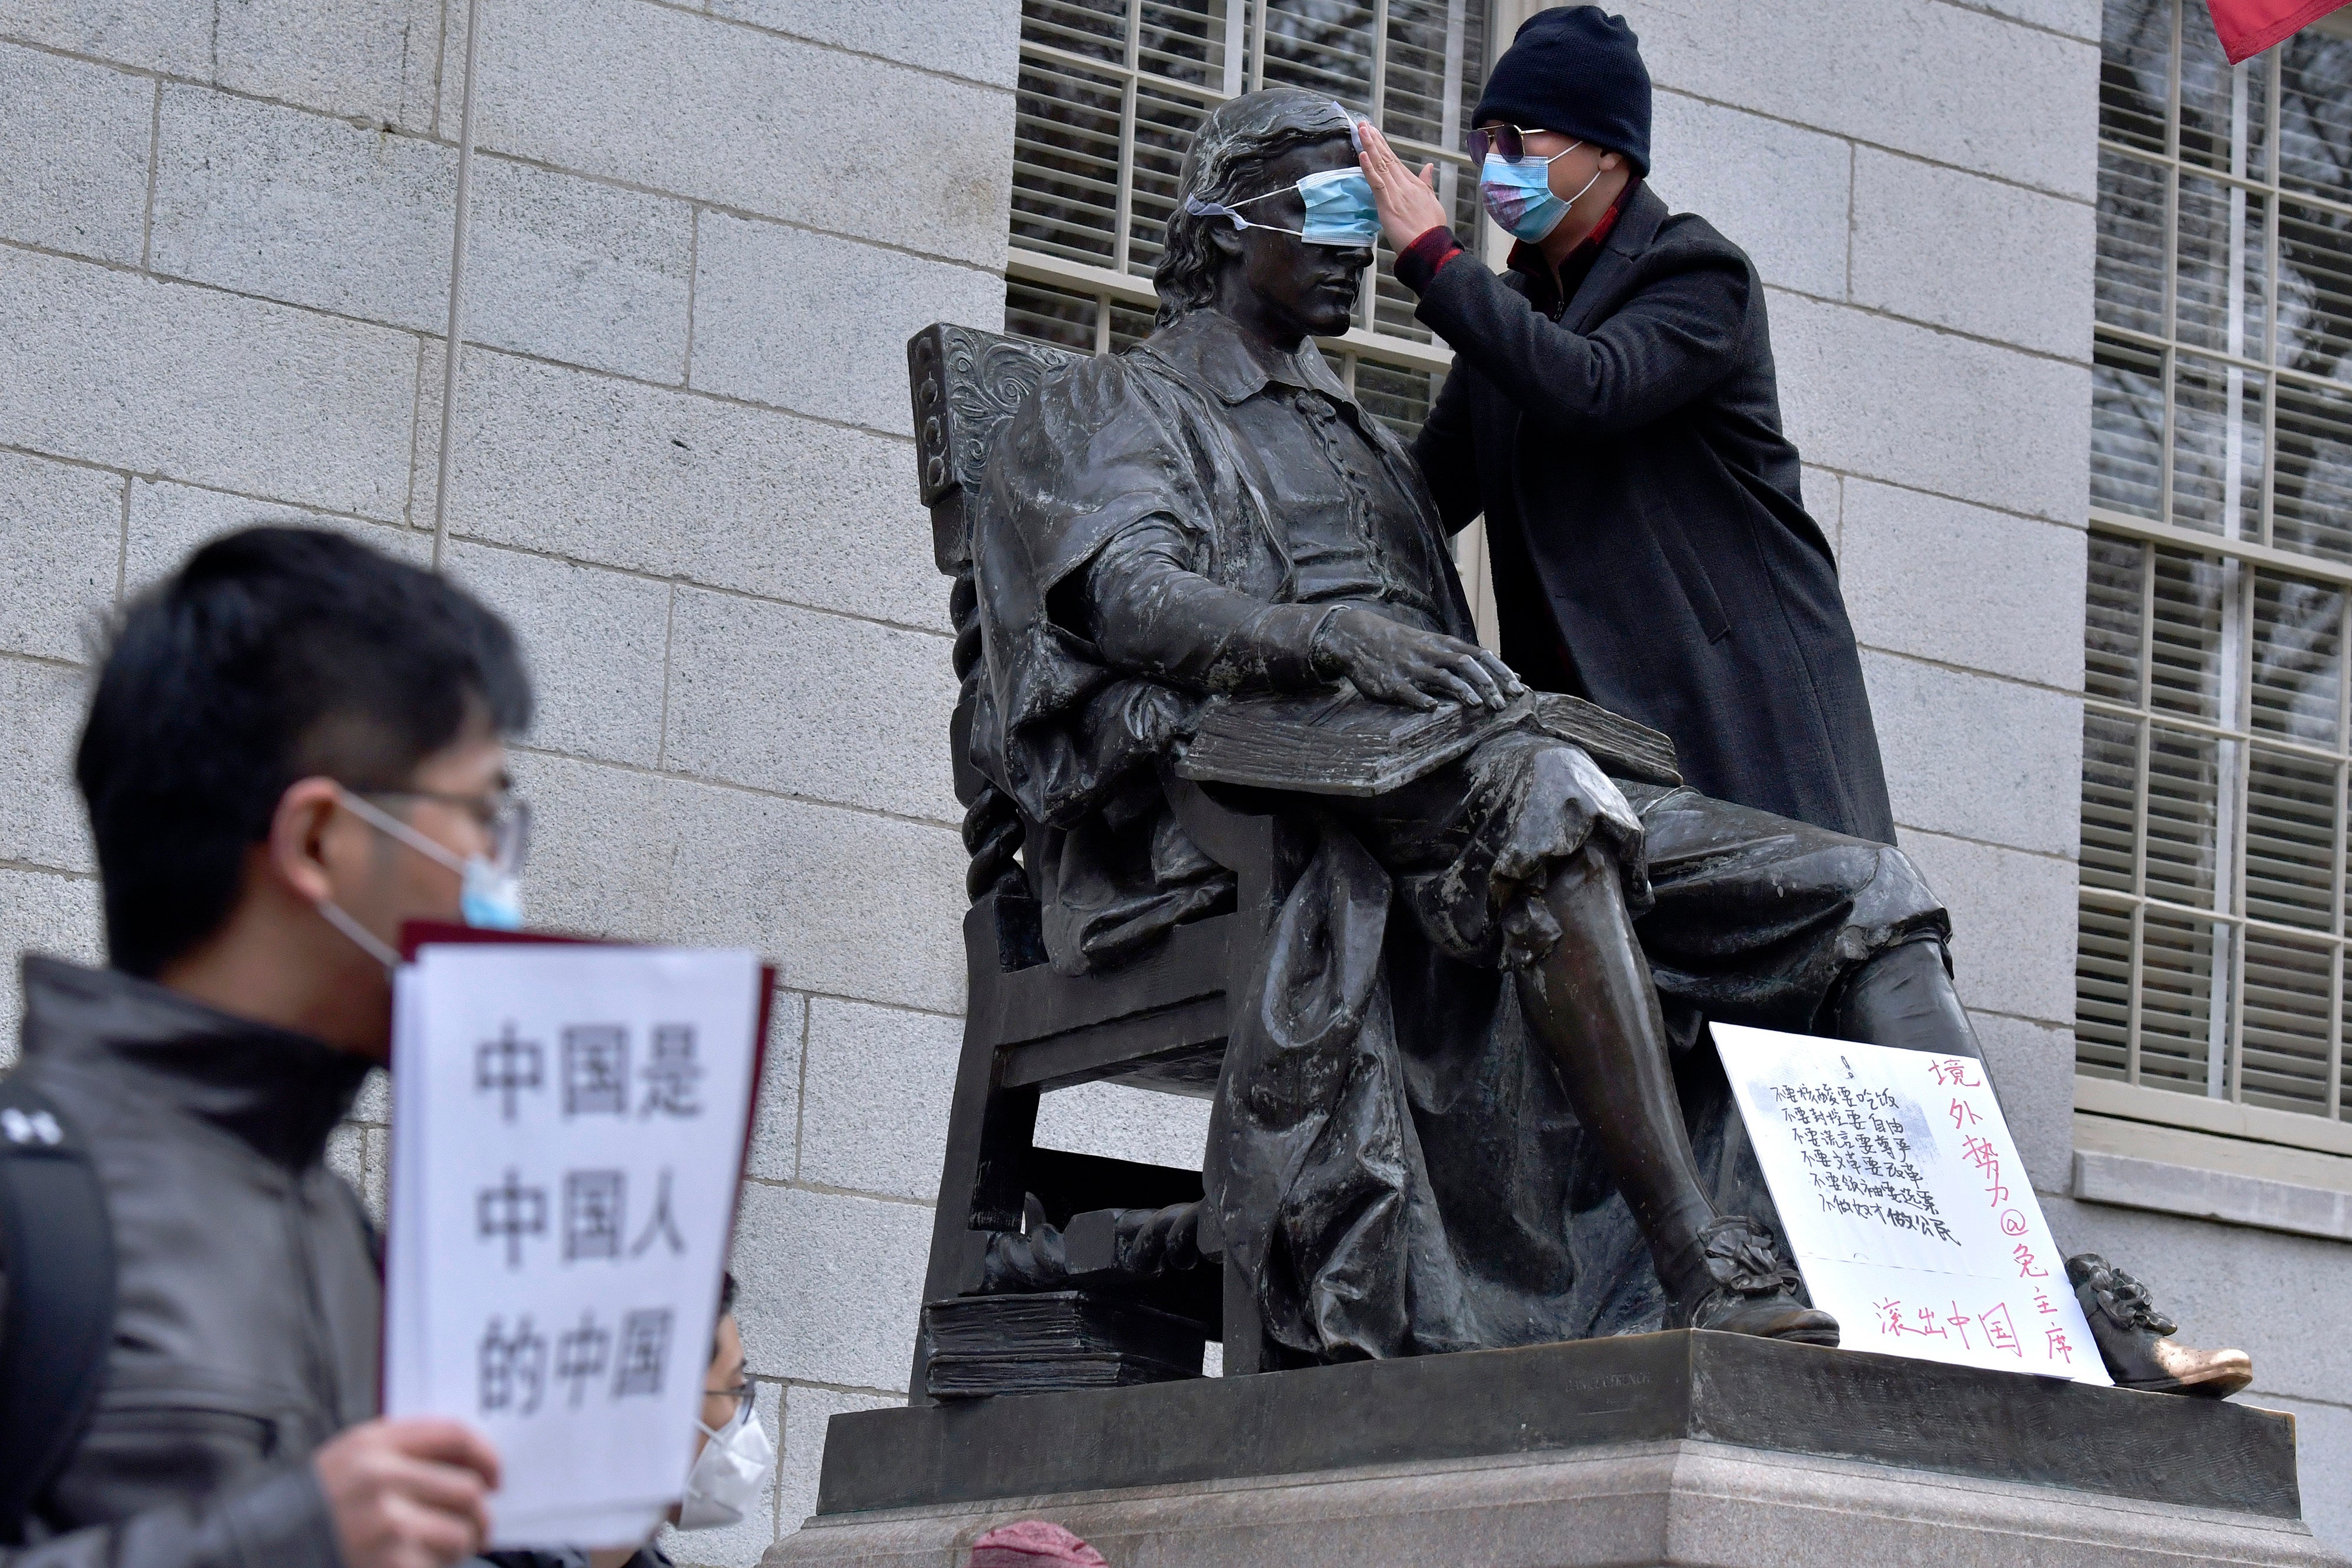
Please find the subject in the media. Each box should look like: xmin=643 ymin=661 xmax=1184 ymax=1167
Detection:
xmin=0 ymin=2 xmax=1017 ymax=1560
xmin=2 ymin=0 xmax=2343 ymax=1556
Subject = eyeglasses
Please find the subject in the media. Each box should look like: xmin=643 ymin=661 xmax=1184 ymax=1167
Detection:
xmin=704 ymin=1381 xmax=753 ymax=1418
xmin=359 ymin=787 xmax=532 ymax=875
xmin=1467 ymin=122 xmax=1575 ymax=166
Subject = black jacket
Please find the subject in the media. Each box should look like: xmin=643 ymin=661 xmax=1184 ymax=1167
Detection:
xmin=1411 ymin=183 xmax=1897 ymax=844
xmin=2 ymin=957 xmax=377 ymax=1568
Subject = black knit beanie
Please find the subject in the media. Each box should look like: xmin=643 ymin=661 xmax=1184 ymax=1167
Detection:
xmin=1472 ymin=6 xmax=1652 ymax=176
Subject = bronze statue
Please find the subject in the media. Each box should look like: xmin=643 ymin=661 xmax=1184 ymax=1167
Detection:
xmin=955 ymin=87 xmax=2247 ymax=1393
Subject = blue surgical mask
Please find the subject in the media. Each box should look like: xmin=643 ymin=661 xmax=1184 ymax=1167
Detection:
xmin=1182 ymin=99 xmax=1382 ymax=249
xmin=1479 ymin=141 xmax=1604 ymax=243
xmin=458 ymin=859 xmax=524 ymax=931
xmin=323 ymin=790 xmax=527 ymax=971
xmin=1185 ymin=166 xmax=1382 ymax=248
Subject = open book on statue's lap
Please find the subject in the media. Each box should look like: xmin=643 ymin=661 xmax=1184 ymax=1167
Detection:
xmin=1174 ymin=686 xmax=1681 ymax=798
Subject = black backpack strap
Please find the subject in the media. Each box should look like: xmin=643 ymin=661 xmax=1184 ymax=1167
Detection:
xmin=0 ymin=1077 xmax=118 ymax=1546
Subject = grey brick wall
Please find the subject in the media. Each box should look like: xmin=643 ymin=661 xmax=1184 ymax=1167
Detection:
xmin=2 ymin=0 xmax=2344 ymax=1557
xmin=0 ymin=2 xmax=1021 ymax=1560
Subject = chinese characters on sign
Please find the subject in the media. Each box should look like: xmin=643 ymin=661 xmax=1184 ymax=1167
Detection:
xmin=1766 ymin=1081 xmax=1958 ymax=1245
xmin=386 ymin=943 xmax=764 ymax=1547
xmin=1711 ymin=1025 xmax=2108 ymax=1386
xmin=475 ymin=1021 xmax=707 ymax=1124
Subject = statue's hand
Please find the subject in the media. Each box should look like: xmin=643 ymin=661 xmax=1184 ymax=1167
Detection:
xmin=1317 ymin=607 xmax=1525 ymax=711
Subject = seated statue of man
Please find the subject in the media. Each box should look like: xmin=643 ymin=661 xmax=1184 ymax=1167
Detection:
xmin=966 ymin=87 xmax=2246 ymax=1393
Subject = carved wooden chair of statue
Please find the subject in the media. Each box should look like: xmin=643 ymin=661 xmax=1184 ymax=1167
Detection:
xmin=903 ymin=322 xmax=1292 ymax=1402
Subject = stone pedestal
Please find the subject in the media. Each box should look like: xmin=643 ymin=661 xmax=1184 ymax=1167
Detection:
xmin=765 ymin=1330 xmax=2346 ymax=1567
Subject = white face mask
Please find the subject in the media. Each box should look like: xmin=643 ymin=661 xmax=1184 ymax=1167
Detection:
xmin=676 ymin=1398 xmax=774 ymax=1530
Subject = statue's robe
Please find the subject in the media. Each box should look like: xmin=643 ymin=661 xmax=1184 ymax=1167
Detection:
xmin=967 ymin=306 xmax=1947 ymax=1362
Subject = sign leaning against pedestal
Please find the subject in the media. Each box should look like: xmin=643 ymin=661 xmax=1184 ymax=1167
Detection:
xmin=1715 ymin=1025 xmax=2109 ymax=1385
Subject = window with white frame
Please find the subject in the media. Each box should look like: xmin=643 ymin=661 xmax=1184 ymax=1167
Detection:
xmin=1002 ymin=0 xmax=1494 ymax=435
xmin=2081 ymin=0 xmax=2352 ymax=1154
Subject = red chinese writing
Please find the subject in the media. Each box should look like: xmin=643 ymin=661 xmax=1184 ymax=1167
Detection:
xmin=1979 ymin=1302 xmax=2022 ymax=1358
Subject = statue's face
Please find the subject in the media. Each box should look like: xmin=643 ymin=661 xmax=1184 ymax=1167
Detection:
xmin=1208 ymin=135 xmax=1371 ymax=339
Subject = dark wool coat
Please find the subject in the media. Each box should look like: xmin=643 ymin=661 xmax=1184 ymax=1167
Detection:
xmin=1411 ymin=183 xmax=1898 ymax=844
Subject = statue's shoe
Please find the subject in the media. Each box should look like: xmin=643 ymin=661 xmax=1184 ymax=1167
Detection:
xmin=2067 ymin=1252 xmax=2253 ymax=1398
xmin=1686 ymin=1286 xmax=1840 ymax=1346
xmin=1672 ymin=1216 xmax=1840 ymax=1347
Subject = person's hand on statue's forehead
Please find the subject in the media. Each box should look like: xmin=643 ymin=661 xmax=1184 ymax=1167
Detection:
xmin=1355 ymin=120 xmax=1450 ymax=255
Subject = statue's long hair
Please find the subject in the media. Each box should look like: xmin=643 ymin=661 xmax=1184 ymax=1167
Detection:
xmin=1154 ymin=88 xmax=1357 ymax=328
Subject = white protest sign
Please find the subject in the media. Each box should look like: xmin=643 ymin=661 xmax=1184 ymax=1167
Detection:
xmin=1712 ymin=1024 xmax=2109 ymax=1386
xmin=386 ymin=942 xmax=764 ymax=1546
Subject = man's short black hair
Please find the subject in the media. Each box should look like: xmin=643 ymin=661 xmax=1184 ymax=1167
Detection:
xmin=76 ymin=526 xmax=534 ymax=978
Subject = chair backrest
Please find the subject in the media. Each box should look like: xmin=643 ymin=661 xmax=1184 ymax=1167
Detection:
xmin=907 ymin=323 xmax=1081 ymax=581
xmin=906 ymin=323 xmax=1083 ymax=950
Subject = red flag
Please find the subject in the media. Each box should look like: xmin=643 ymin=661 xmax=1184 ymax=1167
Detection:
xmin=2209 ymin=0 xmax=2352 ymax=62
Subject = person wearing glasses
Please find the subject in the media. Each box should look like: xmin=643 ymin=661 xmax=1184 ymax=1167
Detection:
xmin=0 ymin=525 xmax=791 ymax=1568
xmin=1352 ymin=5 xmax=1897 ymax=848
xmin=1 ymin=527 xmax=528 ymax=1568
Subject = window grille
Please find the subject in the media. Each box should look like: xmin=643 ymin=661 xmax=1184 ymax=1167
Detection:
xmin=2081 ymin=0 xmax=2352 ymax=1154
xmin=1003 ymin=0 xmax=1492 ymax=434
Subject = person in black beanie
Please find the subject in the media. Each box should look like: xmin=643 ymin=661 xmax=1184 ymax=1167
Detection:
xmin=1352 ymin=5 xmax=1897 ymax=847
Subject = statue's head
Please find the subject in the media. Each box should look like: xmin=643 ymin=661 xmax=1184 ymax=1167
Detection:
xmin=1154 ymin=88 xmax=1371 ymax=337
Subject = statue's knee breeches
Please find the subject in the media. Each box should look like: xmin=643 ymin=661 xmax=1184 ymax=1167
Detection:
xmin=1324 ymin=727 xmax=1648 ymax=971
xmin=1619 ymin=783 xmax=1952 ymax=1032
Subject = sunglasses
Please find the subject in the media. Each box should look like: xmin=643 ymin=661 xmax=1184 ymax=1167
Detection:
xmin=1466 ymin=123 xmax=1569 ymax=166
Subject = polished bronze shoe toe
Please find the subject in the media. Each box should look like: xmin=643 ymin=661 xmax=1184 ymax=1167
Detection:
xmin=2067 ymin=1252 xmax=2255 ymax=1397
xmin=2136 ymin=1337 xmax=2255 ymax=1398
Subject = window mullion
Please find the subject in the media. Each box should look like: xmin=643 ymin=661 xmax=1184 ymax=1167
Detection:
xmin=2261 ymin=46 xmax=2281 ymax=550
xmin=1112 ymin=0 xmax=1141 ymax=278
xmin=2336 ymin=590 xmax=2350 ymax=1119
xmin=1435 ymin=0 xmax=1469 ymax=218
xmin=2331 ymin=937 xmax=2345 ymax=1119
xmin=2159 ymin=0 xmax=2180 ymax=534
xmin=1361 ymin=0 xmax=1392 ymax=335
xmin=2129 ymin=522 xmax=2156 ymax=1087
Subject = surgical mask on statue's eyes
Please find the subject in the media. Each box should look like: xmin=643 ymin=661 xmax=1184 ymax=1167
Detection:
xmin=677 ymin=1399 xmax=774 ymax=1530
xmin=1185 ymin=167 xmax=1384 ymax=248
xmin=1181 ymin=99 xmax=1382 ymax=248
xmin=1478 ymin=141 xmax=1605 ymax=243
